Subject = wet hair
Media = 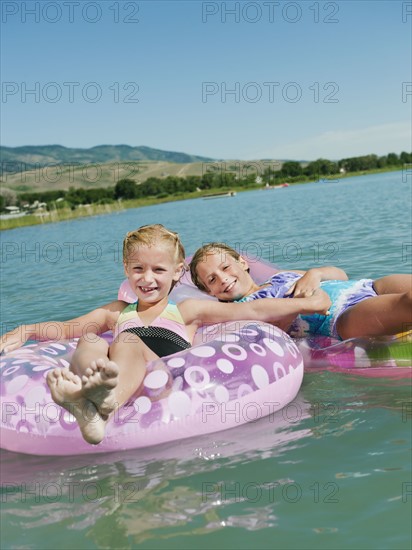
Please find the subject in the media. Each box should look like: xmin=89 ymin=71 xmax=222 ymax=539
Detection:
xmin=123 ymin=224 xmax=186 ymax=268
xmin=190 ymin=242 xmax=242 ymax=292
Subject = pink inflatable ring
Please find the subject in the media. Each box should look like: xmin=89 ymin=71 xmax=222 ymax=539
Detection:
xmin=0 ymin=320 xmax=303 ymax=456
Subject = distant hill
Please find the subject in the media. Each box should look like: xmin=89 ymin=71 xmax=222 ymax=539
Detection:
xmin=0 ymin=144 xmax=214 ymax=171
xmin=0 ymin=145 xmax=287 ymax=193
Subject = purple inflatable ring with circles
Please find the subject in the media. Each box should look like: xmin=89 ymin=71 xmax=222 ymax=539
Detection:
xmin=0 ymin=290 xmax=303 ymax=455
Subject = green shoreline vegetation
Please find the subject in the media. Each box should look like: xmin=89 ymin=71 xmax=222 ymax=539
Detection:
xmin=1 ymin=152 xmax=410 ymax=231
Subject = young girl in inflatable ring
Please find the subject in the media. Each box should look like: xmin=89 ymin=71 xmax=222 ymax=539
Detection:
xmin=190 ymin=243 xmax=412 ymax=341
xmin=0 ymin=225 xmax=334 ymax=445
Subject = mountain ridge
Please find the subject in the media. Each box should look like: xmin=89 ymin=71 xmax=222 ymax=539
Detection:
xmin=0 ymin=144 xmax=215 ymax=171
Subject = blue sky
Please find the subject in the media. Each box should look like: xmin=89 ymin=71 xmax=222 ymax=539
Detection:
xmin=1 ymin=0 xmax=411 ymax=160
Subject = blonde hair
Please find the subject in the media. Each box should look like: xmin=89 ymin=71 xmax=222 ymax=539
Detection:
xmin=123 ymin=224 xmax=186 ymax=267
xmin=190 ymin=242 xmax=241 ymax=292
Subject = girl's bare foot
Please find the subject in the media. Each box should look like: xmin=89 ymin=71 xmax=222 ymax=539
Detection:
xmin=46 ymin=368 xmax=106 ymax=444
xmin=81 ymin=359 xmax=119 ymax=417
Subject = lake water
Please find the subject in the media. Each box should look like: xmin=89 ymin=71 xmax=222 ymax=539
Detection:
xmin=1 ymin=171 xmax=411 ymax=549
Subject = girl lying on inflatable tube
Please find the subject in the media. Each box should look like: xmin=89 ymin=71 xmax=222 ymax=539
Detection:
xmin=190 ymin=243 xmax=412 ymax=342
xmin=0 ymin=225 xmax=333 ymax=452
xmin=187 ymin=243 xmax=412 ymax=376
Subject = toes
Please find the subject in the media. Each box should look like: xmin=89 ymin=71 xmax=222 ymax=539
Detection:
xmin=47 ymin=367 xmax=81 ymax=390
xmin=69 ymin=372 xmax=81 ymax=384
xmin=46 ymin=369 xmax=54 ymax=382
xmin=61 ymin=368 xmax=75 ymax=382
xmin=47 ymin=368 xmax=61 ymax=383
xmin=102 ymin=361 xmax=119 ymax=379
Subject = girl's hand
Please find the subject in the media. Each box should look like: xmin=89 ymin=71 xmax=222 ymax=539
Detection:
xmin=0 ymin=326 xmax=29 ymax=355
xmin=304 ymin=290 xmax=331 ymax=316
xmin=285 ymin=269 xmax=322 ymax=298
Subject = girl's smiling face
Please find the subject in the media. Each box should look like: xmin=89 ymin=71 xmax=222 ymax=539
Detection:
xmin=195 ymin=251 xmax=257 ymax=301
xmin=124 ymin=242 xmax=183 ymax=305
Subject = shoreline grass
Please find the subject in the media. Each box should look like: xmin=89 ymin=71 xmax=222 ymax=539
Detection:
xmin=0 ymin=191 xmax=225 ymax=231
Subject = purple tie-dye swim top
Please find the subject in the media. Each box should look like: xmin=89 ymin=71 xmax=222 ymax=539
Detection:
xmin=235 ymin=272 xmax=377 ymax=339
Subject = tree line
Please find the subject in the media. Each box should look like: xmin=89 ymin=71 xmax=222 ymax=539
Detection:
xmin=276 ymin=152 xmax=410 ymax=180
xmin=1 ymin=151 xmax=410 ymax=212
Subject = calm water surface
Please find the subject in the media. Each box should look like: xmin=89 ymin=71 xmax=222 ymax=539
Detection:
xmin=1 ymin=171 xmax=411 ymax=549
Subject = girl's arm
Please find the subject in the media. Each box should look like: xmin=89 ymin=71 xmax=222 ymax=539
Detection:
xmin=0 ymin=301 xmax=124 ymax=354
xmin=284 ymin=266 xmax=348 ymax=297
xmin=180 ymin=290 xmax=331 ymax=327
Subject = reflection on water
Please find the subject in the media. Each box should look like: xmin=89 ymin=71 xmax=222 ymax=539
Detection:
xmin=2 ymin=377 xmax=411 ymax=548
xmin=1 ymin=397 xmax=313 ymax=546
